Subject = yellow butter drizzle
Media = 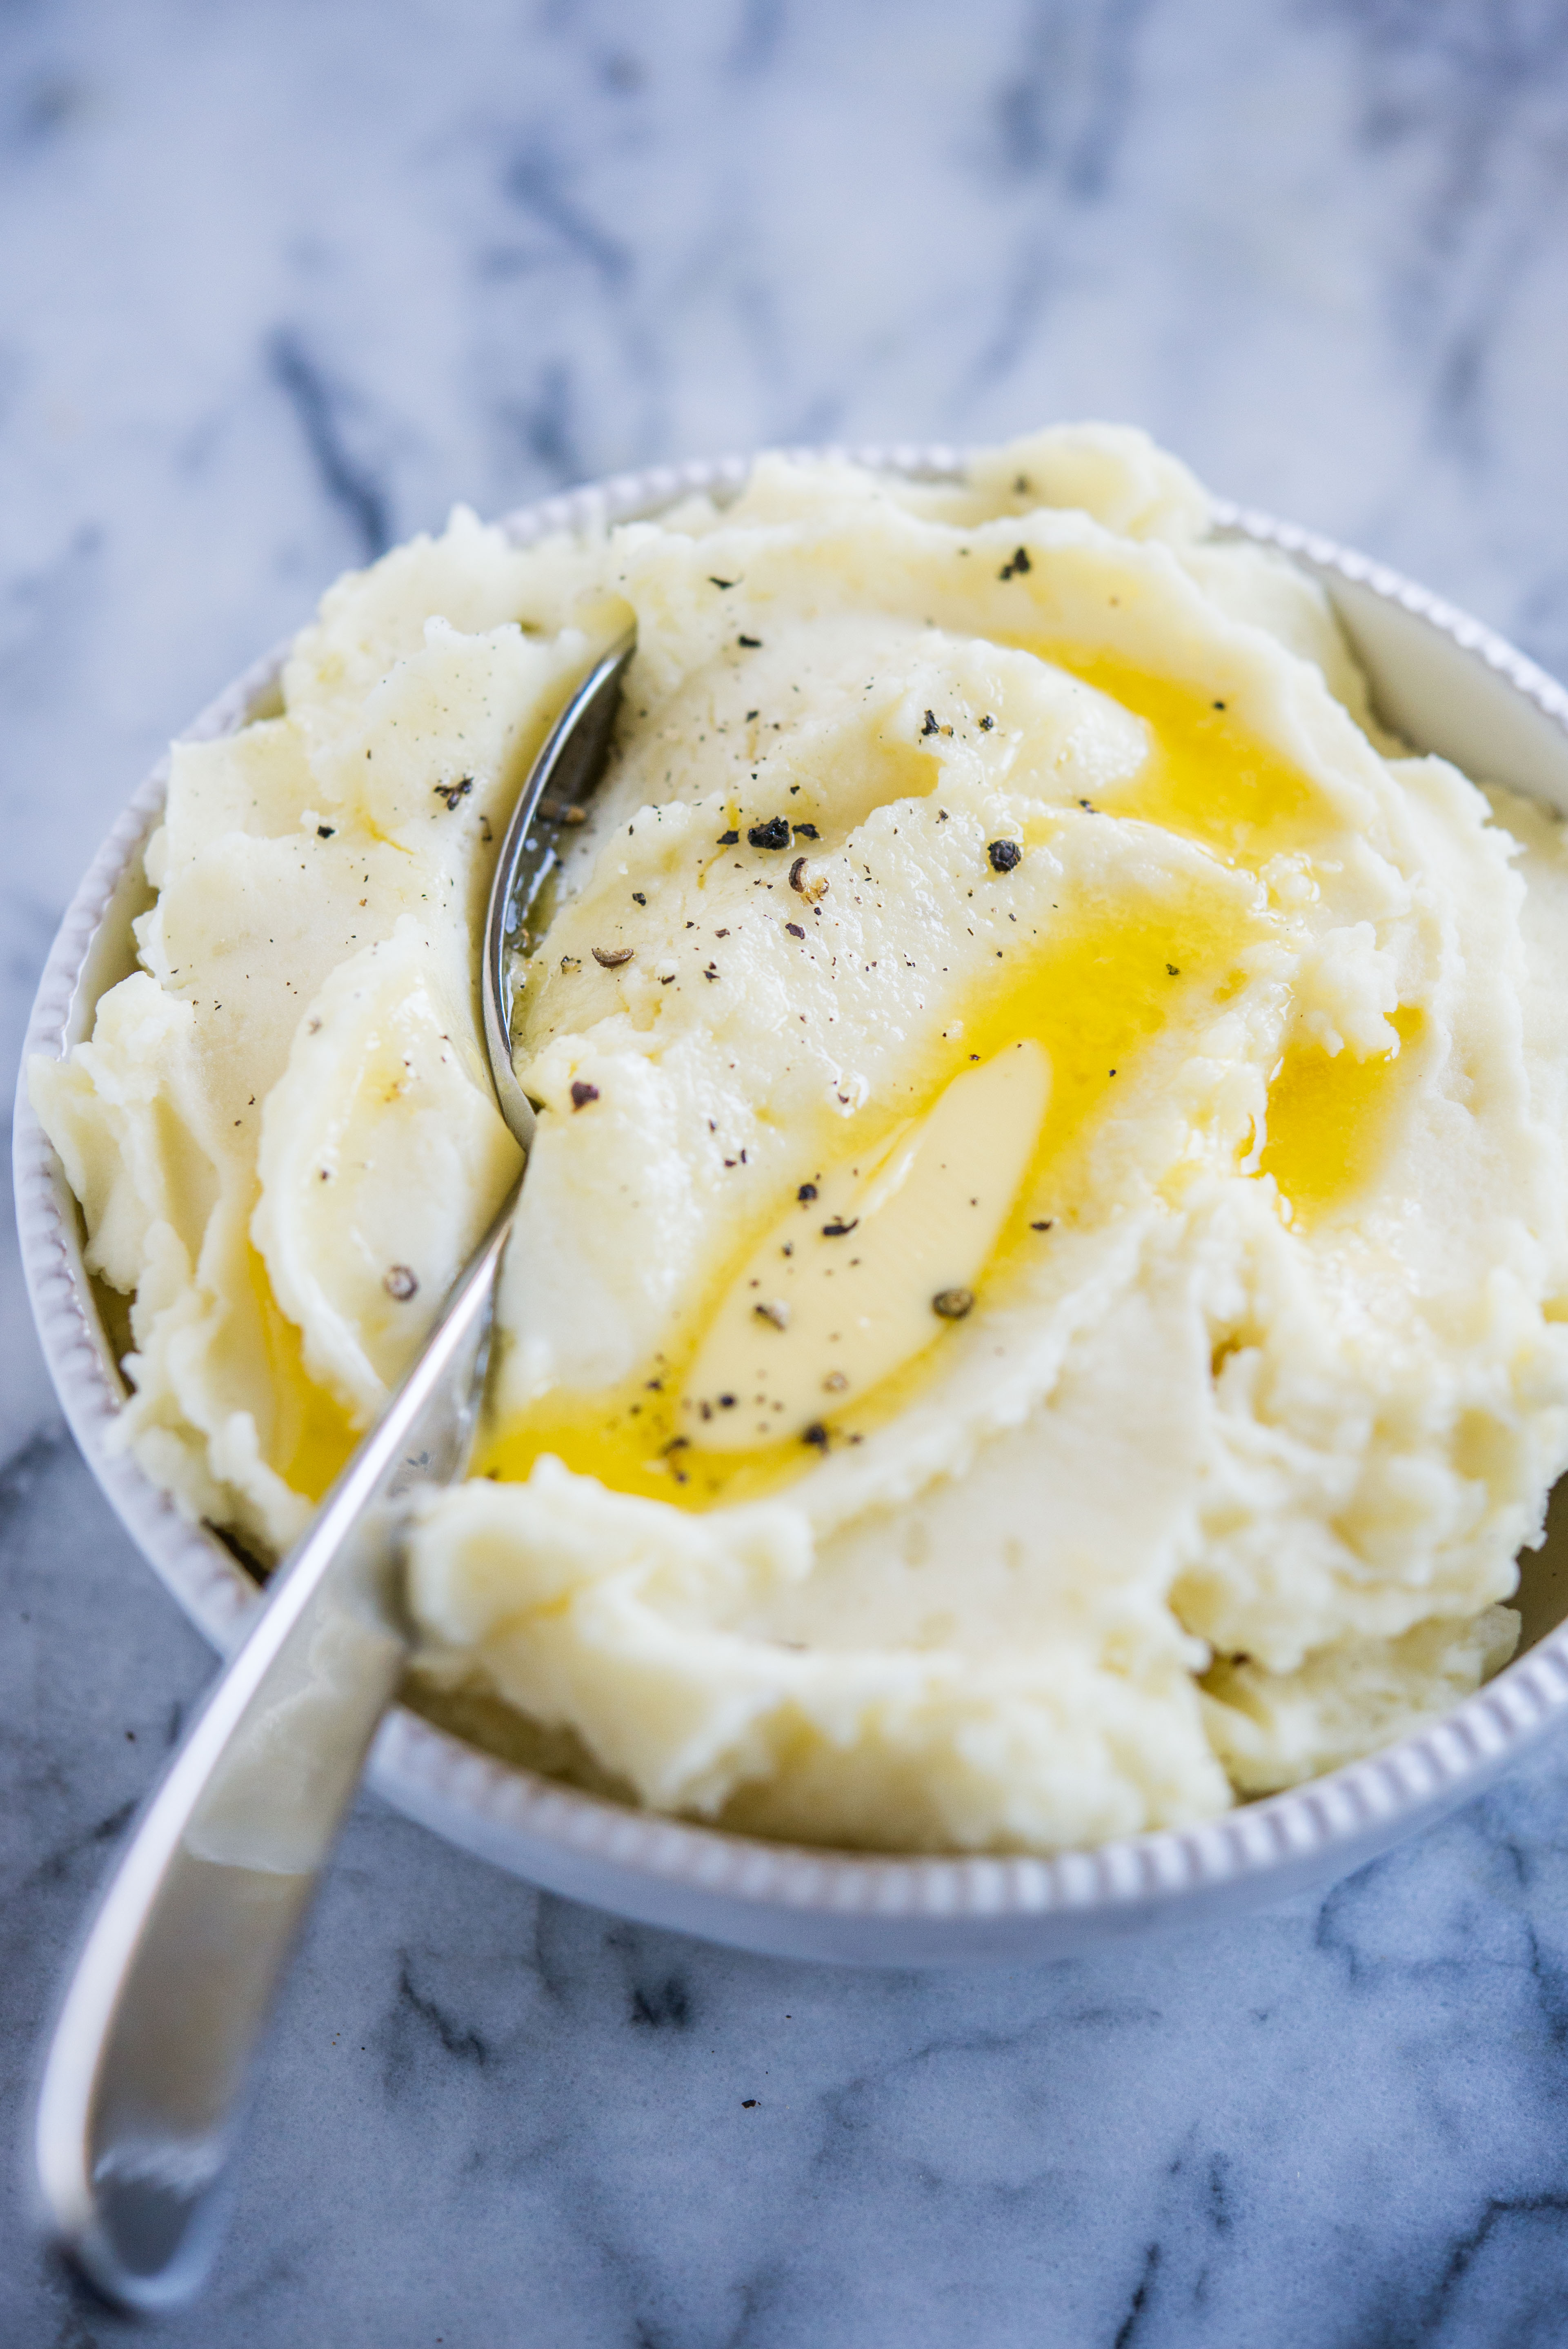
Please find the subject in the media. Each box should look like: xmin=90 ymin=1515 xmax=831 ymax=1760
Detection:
xmin=1036 ymin=650 xmax=1319 ymax=869
xmin=247 ymin=1246 xmax=360 ymax=1503
xmin=1259 ymin=1006 xmax=1423 ymax=1223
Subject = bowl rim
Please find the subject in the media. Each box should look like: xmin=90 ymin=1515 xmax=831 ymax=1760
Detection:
xmin=17 ymin=439 xmax=1568 ymax=1944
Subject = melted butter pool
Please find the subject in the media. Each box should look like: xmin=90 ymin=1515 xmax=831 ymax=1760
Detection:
xmin=248 ymin=1245 xmax=360 ymax=1504
xmin=1259 ymin=1006 xmax=1423 ymax=1223
xmin=1037 ymin=650 xmax=1320 ymax=869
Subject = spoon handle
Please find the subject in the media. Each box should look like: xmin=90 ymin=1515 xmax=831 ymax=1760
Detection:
xmin=35 ymin=1181 xmax=520 ymax=2314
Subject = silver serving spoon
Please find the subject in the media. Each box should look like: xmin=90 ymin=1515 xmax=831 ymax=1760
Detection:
xmin=33 ymin=625 xmax=636 ymax=2314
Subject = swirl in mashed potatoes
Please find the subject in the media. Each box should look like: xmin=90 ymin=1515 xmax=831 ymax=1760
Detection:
xmin=35 ymin=425 xmax=1568 ymax=1853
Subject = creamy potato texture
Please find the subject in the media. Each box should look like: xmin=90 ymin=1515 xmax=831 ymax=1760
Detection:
xmin=36 ymin=425 xmax=1568 ymax=1853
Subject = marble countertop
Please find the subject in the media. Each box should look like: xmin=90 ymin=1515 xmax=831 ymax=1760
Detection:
xmin=7 ymin=2 xmax=1568 ymax=2340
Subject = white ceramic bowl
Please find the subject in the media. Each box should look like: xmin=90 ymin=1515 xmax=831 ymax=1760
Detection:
xmin=19 ymin=447 xmax=1568 ymax=1967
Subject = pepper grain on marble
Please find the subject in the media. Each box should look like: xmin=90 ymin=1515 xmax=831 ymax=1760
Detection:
xmin=7 ymin=1 xmax=1568 ymax=2342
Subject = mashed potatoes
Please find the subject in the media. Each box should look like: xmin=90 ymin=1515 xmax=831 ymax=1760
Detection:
xmin=35 ymin=425 xmax=1568 ymax=1853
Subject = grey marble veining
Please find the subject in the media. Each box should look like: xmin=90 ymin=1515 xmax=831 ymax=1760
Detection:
xmin=7 ymin=2 xmax=1568 ymax=2341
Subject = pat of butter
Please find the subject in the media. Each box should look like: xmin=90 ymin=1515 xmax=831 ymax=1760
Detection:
xmin=680 ymin=1040 xmax=1050 ymax=1449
